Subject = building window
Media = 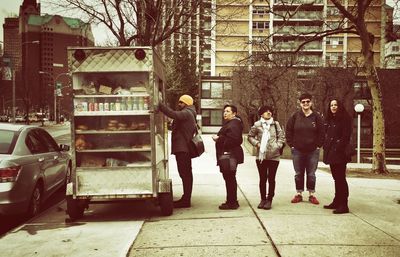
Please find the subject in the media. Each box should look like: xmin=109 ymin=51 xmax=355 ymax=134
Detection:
xmin=353 ymin=81 xmax=370 ymax=99
xmin=327 ymin=7 xmax=340 ymax=16
xmin=253 ymin=6 xmax=270 ymax=15
xmin=392 ymin=45 xmax=399 ymax=52
xmin=202 ymin=109 xmax=223 ymax=126
xmin=327 ymin=21 xmax=341 ymax=30
xmin=201 ymin=81 xmax=232 ymax=99
xmin=326 ymin=37 xmax=343 ymax=46
xmin=326 ymin=52 xmax=343 ymax=62
xmin=201 ymin=82 xmax=211 ymax=98
xmin=252 ymin=22 xmax=269 ymax=29
xmin=211 ymin=82 xmax=223 ymax=98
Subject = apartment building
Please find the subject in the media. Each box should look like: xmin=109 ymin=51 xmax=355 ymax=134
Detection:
xmin=163 ymin=0 xmax=212 ymax=77
xmin=197 ymin=0 xmax=387 ymax=132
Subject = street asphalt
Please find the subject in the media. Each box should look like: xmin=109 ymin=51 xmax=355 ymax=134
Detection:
xmin=1 ymin=126 xmax=399 ymax=257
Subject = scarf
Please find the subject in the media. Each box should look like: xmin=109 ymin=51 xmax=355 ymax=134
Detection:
xmin=259 ymin=117 xmax=273 ymax=161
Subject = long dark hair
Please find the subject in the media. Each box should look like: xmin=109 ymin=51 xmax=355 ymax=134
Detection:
xmin=325 ymin=98 xmax=349 ymax=121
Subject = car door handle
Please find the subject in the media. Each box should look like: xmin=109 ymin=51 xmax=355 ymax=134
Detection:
xmin=38 ymin=157 xmax=45 ymax=162
xmin=53 ymin=155 xmax=59 ymax=160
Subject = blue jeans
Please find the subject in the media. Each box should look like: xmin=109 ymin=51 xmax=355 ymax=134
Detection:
xmin=291 ymin=148 xmax=320 ymax=193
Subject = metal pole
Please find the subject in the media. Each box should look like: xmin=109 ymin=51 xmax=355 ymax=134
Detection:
xmin=12 ymin=69 xmax=16 ymax=123
xmin=54 ymin=87 xmax=57 ymax=124
xmin=357 ymin=113 xmax=361 ymax=163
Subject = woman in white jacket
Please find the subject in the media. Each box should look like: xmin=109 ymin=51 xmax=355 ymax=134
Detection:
xmin=248 ymin=106 xmax=286 ymax=210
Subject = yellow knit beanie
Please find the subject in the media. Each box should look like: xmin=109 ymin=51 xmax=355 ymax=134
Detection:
xmin=179 ymin=95 xmax=194 ymax=106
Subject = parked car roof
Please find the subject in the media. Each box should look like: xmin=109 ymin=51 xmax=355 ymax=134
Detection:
xmin=0 ymin=123 xmax=37 ymax=132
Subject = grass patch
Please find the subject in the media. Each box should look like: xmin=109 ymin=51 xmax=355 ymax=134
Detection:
xmin=319 ymin=167 xmax=400 ymax=180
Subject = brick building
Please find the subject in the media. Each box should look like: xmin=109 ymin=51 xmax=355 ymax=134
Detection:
xmin=2 ymin=0 xmax=94 ymax=120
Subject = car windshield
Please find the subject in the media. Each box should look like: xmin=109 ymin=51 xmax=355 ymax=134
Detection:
xmin=0 ymin=130 xmax=17 ymax=154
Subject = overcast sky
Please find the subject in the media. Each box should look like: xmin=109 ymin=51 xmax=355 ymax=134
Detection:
xmin=0 ymin=0 xmax=399 ymax=45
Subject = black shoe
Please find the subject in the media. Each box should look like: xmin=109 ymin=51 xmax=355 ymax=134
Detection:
xmin=263 ymin=200 xmax=272 ymax=210
xmin=173 ymin=199 xmax=191 ymax=208
xmin=257 ymin=200 xmax=267 ymax=209
xmin=219 ymin=202 xmax=239 ymax=210
xmin=333 ymin=206 xmax=349 ymax=214
xmin=323 ymin=202 xmax=339 ymax=209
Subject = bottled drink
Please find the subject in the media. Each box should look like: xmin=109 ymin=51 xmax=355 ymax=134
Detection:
xmin=133 ymin=97 xmax=138 ymax=110
xmin=121 ymin=98 xmax=126 ymax=111
xmin=99 ymin=102 xmax=104 ymax=111
xmin=88 ymin=100 xmax=94 ymax=111
xmin=127 ymin=97 xmax=133 ymax=110
xmin=115 ymin=98 xmax=121 ymax=111
xmin=104 ymin=99 xmax=109 ymax=111
xmin=138 ymin=96 xmax=144 ymax=110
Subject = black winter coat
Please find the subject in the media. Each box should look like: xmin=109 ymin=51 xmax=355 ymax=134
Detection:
xmin=159 ymin=103 xmax=197 ymax=155
xmin=323 ymin=113 xmax=352 ymax=164
xmin=215 ymin=117 xmax=244 ymax=165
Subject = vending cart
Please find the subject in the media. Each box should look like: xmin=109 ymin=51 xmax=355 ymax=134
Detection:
xmin=66 ymin=47 xmax=172 ymax=219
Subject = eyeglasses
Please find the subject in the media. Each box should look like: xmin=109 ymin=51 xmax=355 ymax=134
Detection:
xmin=301 ymin=100 xmax=311 ymax=104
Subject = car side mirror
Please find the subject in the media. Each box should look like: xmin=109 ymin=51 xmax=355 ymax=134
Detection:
xmin=59 ymin=144 xmax=70 ymax=151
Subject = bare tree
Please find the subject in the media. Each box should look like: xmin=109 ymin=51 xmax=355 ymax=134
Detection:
xmin=45 ymin=0 xmax=202 ymax=46
xmin=231 ymin=54 xmax=300 ymax=129
xmin=247 ymin=0 xmax=392 ymax=173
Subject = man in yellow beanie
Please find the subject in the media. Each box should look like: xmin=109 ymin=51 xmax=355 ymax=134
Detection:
xmin=158 ymin=95 xmax=197 ymax=208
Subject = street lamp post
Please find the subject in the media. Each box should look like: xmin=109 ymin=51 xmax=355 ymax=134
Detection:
xmin=354 ymin=103 xmax=365 ymax=163
xmin=39 ymin=71 xmax=70 ymax=123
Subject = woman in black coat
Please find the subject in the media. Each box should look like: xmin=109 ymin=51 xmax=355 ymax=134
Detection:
xmin=212 ymin=104 xmax=244 ymax=210
xmin=323 ymin=98 xmax=352 ymax=214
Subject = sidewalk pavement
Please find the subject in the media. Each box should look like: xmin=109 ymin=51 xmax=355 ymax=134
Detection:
xmin=1 ymin=134 xmax=399 ymax=257
xmin=128 ymin=134 xmax=400 ymax=257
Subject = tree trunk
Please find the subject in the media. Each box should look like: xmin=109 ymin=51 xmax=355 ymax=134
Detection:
xmin=365 ymin=58 xmax=388 ymax=174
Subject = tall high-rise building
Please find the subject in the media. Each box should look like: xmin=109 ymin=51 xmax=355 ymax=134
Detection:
xmin=163 ymin=0 xmax=212 ymax=77
xmin=2 ymin=0 xmax=94 ymax=118
xmin=195 ymin=0 xmax=389 ymax=132
xmin=211 ymin=0 xmax=385 ymax=76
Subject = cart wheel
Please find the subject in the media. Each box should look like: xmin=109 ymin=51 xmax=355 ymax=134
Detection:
xmin=66 ymin=195 xmax=85 ymax=220
xmin=159 ymin=191 xmax=173 ymax=216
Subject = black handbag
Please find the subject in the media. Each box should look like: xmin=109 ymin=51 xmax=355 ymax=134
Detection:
xmin=188 ymin=130 xmax=205 ymax=158
xmin=218 ymin=152 xmax=237 ymax=173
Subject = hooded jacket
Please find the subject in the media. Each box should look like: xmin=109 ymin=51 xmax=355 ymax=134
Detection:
xmin=159 ymin=103 xmax=197 ymax=154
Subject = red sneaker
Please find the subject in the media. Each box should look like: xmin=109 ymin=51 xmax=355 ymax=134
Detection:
xmin=291 ymin=194 xmax=303 ymax=203
xmin=309 ymin=195 xmax=320 ymax=205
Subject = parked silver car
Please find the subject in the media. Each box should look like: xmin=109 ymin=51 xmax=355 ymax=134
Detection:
xmin=0 ymin=124 xmax=71 ymax=217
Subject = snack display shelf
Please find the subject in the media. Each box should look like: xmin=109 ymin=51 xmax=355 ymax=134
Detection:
xmin=74 ymin=93 xmax=149 ymax=98
xmin=74 ymin=111 xmax=150 ymax=116
xmin=75 ymin=130 xmax=150 ymax=134
xmin=76 ymin=147 xmax=151 ymax=153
